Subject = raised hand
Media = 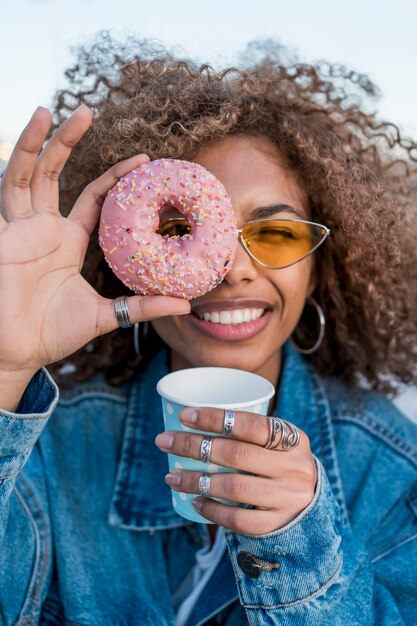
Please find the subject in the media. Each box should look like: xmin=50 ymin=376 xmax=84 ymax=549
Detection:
xmin=0 ymin=106 xmax=190 ymax=407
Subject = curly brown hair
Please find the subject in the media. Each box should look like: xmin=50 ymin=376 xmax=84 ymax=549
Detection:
xmin=51 ymin=31 xmax=417 ymax=393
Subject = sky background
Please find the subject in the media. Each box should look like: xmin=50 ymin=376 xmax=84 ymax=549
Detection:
xmin=1 ymin=0 xmax=417 ymax=152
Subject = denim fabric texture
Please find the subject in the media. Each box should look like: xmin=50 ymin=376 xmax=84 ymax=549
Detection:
xmin=1 ymin=343 xmax=417 ymax=625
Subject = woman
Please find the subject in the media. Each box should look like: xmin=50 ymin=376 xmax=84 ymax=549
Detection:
xmin=1 ymin=35 xmax=417 ymax=625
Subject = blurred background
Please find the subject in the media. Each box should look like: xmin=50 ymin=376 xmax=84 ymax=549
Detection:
xmin=1 ymin=0 xmax=416 ymax=418
xmin=1 ymin=0 xmax=417 ymax=149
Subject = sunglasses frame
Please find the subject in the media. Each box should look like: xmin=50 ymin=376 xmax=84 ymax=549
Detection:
xmin=238 ymin=218 xmax=331 ymax=270
xmin=158 ymin=216 xmax=331 ymax=270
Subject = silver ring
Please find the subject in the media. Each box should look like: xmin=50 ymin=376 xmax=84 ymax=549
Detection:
xmin=114 ymin=296 xmax=133 ymax=329
xmin=198 ymin=473 xmax=212 ymax=496
xmin=200 ymin=436 xmax=213 ymax=463
xmin=223 ymin=410 xmax=236 ymax=437
xmin=283 ymin=419 xmax=300 ymax=448
xmin=265 ymin=417 xmax=300 ymax=450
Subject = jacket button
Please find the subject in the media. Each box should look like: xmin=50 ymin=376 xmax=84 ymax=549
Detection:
xmin=237 ymin=551 xmax=261 ymax=579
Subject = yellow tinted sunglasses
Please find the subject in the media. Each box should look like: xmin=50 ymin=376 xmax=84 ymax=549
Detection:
xmin=157 ymin=217 xmax=330 ymax=270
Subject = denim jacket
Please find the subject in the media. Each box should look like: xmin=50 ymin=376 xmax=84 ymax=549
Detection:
xmin=1 ymin=343 xmax=417 ymax=626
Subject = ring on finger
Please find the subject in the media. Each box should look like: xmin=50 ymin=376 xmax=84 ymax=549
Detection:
xmin=265 ymin=416 xmax=283 ymax=449
xmin=283 ymin=419 xmax=300 ymax=448
xmin=200 ymin=436 xmax=213 ymax=463
xmin=114 ymin=296 xmax=133 ymax=329
xmin=198 ymin=472 xmax=212 ymax=496
xmin=223 ymin=409 xmax=236 ymax=437
xmin=266 ymin=417 xmax=300 ymax=450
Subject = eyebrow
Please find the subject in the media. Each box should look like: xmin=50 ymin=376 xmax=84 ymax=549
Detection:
xmin=249 ymin=204 xmax=306 ymax=219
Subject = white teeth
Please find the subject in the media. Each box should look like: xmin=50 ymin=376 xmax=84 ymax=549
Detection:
xmin=219 ymin=311 xmax=232 ymax=324
xmin=243 ymin=309 xmax=252 ymax=322
xmin=231 ymin=310 xmax=244 ymax=324
xmin=196 ymin=308 xmax=266 ymax=324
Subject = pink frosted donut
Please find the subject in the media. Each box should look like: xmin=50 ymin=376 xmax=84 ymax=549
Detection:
xmin=99 ymin=159 xmax=237 ymax=299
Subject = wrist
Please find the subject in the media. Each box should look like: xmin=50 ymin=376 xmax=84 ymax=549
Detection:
xmin=0 ymin=367 xmax=38 ymax=412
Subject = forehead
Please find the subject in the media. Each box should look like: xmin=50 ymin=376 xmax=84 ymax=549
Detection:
xmin=192 ymin=136 xmax=309 ymax=220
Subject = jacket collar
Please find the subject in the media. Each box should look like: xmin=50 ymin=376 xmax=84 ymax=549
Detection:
xmin=108 ymin=347 xmax=189 ymax=530
xmin=108 ymin=342 xmax=347 ymax=531
xmin=277 ymin=343 xmax=347 ymax=519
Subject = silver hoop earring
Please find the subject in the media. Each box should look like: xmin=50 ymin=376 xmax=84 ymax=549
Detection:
xmin=290 ymin=296 xmax=325 ymax=355
xmin=133 ymin=321 xmax=149 ymax=358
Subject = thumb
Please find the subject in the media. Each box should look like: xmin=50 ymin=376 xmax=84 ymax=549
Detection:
xmin=96 ymin=294 xmax=191 ymax=336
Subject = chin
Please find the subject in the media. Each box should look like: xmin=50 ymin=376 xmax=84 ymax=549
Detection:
xmin=173 ymin=343 xmax=273 ymax=374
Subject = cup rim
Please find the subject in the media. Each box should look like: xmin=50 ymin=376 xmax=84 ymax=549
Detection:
xmin=156 ymin=366 xmax=275 ymax=409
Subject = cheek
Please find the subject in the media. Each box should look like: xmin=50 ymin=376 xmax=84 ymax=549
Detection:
xmin=268 ymin=260 xmax=314 ymax=302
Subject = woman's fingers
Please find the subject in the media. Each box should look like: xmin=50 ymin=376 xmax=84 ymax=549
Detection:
xmin=179 ymin=407 xmax=309 ymax=451
xmin=31 ymin=105 xmax=92 ymax=214
xmin=191 ymin=497 xmax=298 ymax=535
xmin=180 ymin=407 xmax=270 ymax=446
xmin=95 ymin=294 xmax=190 ymax=337
xmin=156 ymin=431 xmax=277 ymax=477
xmin=166 ymin=470 xmax=286 ymax=508
xmin=68 ymin=153 xmax=151 ymax=235
xmin=1 ymin=107 xmax=52 ymax=220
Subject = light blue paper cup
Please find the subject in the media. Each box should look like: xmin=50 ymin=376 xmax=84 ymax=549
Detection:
xmin=156 ymin=367 xmax=275 ymax=523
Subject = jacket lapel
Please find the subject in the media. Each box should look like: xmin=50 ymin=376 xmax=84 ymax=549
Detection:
xmin=277 ymin=343 xmax=348 ymax=520
xmin=108 ymin=348 xmax=189 ymax=530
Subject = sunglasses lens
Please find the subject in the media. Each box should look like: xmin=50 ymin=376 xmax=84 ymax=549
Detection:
xmin=241 ymin=220 xmax=327 ymax=268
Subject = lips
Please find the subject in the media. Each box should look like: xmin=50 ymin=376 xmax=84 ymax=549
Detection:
xmin=189 ymin=299 xmax=273 ymax=341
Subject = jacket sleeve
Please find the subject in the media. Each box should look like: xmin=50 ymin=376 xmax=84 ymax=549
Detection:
xmin=224 ymin=459 xmax=417 ymax=625
xmin=0 ymin=369 xmax=58 ymax=546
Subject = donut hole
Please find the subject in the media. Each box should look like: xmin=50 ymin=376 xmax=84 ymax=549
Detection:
xmin=157 ymin=206 xmax=192 ymax=239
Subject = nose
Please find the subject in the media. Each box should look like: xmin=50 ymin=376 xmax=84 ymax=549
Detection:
xmin=223 ymin=236 xmax=259 ymax=286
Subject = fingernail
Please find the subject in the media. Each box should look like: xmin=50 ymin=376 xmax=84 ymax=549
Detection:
xmin=169 ymin=300 xmax=191 ymax=316
xmin=32 ymin=106 xmax=48 ymax=118
xmin=192 ymin=499 xmax=203 ymax=512
xmin=175 ymin=307 xmax=191 ymax=316
xmin=165 ymin=472 xmax=182 ymax=486
xmin=180 ymin=408 xmax=198 ymax=424
xmin=155 ymin=433 xmax=174 ymax=449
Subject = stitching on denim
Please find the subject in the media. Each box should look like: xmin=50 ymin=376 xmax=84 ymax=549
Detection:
xmin=370 ymin=526 xmax=416 ymax=554
xmin=15 ymin=474 xmax=50 ymax=623
xmin=17 ymin=481 xmax=49 ymax=623
xmin=58 ymin=391 xmax=128 ymax=406
xmin=241 ymin=554 xmax=343 ymax=609
xmin=371 ymin=530 xmax=417 ymax=563
xmin=333 ymin=413 xmax=417 ymax=468
xmin=310 ymin=376 xmax=330 ymax=471
xmin=0 ymin=472 xmax=18 ymax=481
xmin=109 ymin=375 xmax=145 ymax=525
xmin=13 ymin=485 xmax=41 ymax=625
xmin=310 ymin=373 xmax=348 ymax=521
xmin=370 ymin=530 xmax=417 ymax=562
xmin=40 ymin=603 xmax=87 ymax=626
xmin=3 ymin=368 xmax=59 ymax=421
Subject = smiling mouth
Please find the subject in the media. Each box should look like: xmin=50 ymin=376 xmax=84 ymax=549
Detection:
xmin=192 ymin=308 xmax=266 ymax=325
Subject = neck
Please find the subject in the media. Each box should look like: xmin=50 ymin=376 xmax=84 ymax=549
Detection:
xmin=169 ymin=348 xmax=281 ymax=416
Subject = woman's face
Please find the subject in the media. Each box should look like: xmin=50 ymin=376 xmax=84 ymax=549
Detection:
xmin=152 ymin=136 xmax=315 ymax=385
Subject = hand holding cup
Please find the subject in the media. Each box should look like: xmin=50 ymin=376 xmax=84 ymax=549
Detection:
xmin=156 ymin=367 xmax=317 ymax=533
